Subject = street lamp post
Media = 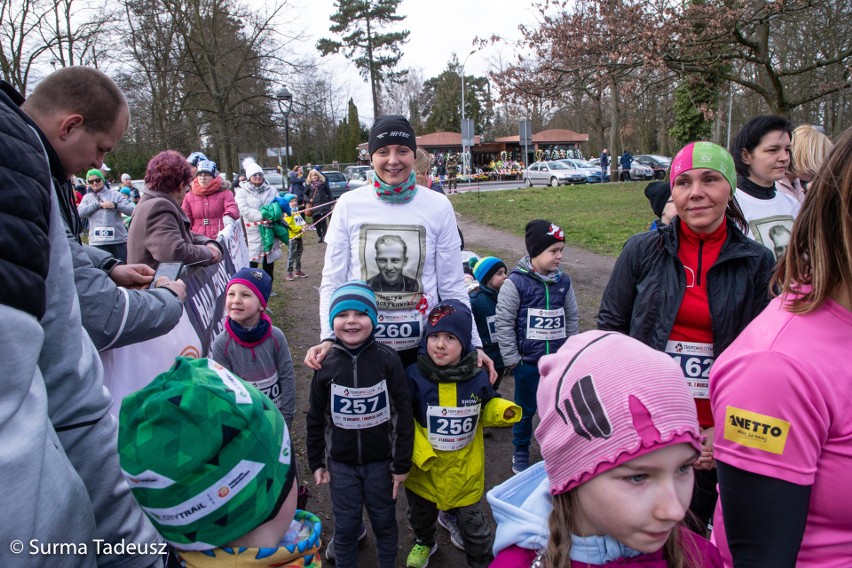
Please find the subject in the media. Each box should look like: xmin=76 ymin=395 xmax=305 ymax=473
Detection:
xmin=460 ymin=50 xmax=475 ymax=177
xmin=276 ymin=86 xmax=294 ymax=172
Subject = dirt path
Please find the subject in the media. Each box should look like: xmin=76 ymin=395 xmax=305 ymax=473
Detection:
xmin=270 ymin=215 xmax=615 ymax=567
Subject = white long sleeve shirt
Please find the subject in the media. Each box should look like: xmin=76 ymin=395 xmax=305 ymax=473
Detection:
xmin=319 ymin=185 xmax=481 ymax=350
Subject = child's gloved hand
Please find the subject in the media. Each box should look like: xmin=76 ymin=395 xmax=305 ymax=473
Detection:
xmin=391 ymin=472 xmax=408 ymax=500
xmin=313 ymin=467 xmax=330 ymax=486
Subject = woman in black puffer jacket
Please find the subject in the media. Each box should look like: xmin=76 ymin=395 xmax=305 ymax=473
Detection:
xmin=597 ymin=141 xmax=774 ymax=535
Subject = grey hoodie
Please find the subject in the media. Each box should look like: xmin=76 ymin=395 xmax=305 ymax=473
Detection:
xmin=78 ymin=186 xmax=134 ymax=245
xmin=0 ymin=178 xmax=163 ymax=567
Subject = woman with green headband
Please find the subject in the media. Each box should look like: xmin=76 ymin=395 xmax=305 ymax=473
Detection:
xmin=597 ymin=141 xmax=775 ymax=535
xmin=77 ymin=167 xmax=134 ymax=261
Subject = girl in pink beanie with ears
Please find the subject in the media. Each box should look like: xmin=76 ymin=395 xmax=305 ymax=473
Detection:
xmin=487 ymin=331 xmax=723 ymax=568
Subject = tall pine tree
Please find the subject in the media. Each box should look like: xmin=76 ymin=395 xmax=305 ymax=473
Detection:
xmin=317 ymin=0 xmax=409 ymax=118
xmin=336 ymin=99 xmax=363 ymax=161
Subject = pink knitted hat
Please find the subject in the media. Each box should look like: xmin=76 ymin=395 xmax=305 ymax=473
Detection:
xmin=535 ymin=331 xmax=702 ymax=496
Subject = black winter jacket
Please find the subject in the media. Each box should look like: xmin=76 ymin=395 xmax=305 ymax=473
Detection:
xmin=306 ymin=181 xmax=333 ymax=218
xmin=306 ymin=338 xmax=414 ymax=474
xmin=0 ymin=82 xmax=52 ymax=319
xmin=597 ymin=218 xmax=775 ymax=356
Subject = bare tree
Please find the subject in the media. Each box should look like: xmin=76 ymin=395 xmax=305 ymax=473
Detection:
xmin=1 ymin=0 xmax=49 ymax=90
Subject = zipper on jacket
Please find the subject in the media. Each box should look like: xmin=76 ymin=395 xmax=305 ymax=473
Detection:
xmin=696 ymin=240 xmax=704 ymax=287
xmin=352 ymin=354 xmax=361 ymax=461
xmin=544 ymin=279 xmax=552 ymax=355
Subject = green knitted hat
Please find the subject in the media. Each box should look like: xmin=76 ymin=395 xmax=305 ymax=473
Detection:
xmin=86 ymin=168 xmax=106 ymax=183
xmin=118 ymin=357 xmax=295 ymax=551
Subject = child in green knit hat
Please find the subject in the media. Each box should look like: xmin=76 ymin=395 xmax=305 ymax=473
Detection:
xmin=118 ymin=357 xmax=322 ymax=567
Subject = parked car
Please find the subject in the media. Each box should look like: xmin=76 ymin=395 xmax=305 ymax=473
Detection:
xmin=559 ymin=159 xmax=603 ymax=183
xmin=617 ymin=161 xmax=655 ymax=182
xmin=323 ymin=171 xmax=350 ymax=198
xmin=634 ymin=154 xmax=671 ymax=180
xmin=343 ymin=165 xmax=371 ymax=181
xmin=524 ymin=161 xmax=587 ymax=187
xmin=264 ymin=172 xmax=285 ymax=192
xmin=348 ymin=169 xmax=373 ymax=189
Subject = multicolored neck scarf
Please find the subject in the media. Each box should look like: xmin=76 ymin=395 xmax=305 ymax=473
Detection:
xmin=373 ymin=171 xmax=418 ymax=204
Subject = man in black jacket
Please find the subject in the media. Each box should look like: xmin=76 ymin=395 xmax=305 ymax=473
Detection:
xmin=17 ymin=70 xmax=186 ymax=351
xmin=0 ymin=68 xmax=165 ymax=568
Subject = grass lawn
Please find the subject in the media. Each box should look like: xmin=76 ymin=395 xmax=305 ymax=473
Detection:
xmin=451 ymin=181 xmax=654 ymax=257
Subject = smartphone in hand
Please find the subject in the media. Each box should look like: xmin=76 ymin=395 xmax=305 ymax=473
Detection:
xmin=149 ymin=262 xmax=183 ymax=289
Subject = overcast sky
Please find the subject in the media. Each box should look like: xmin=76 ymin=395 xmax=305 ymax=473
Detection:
xmin=285 ymin=0 xmax=541 ymax=123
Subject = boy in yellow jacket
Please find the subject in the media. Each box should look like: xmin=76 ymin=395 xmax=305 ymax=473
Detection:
xmin=404 ymin=299 xmax=520 ymax=568
xmin=282 ymin=192 xmax=308 ymax=280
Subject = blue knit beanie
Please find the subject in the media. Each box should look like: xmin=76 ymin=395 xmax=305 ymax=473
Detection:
xmin=424 ymin=299 xmax=474 ymax=354
xmin=470 ymin=256 xmax=506 ymax=286
xmin=227 ymin=267 xmax=272 ymax=308
xmin=274 ymin=193 xmax=298 ymax=215
xmin=329 ymin=281 xmax=378 ymax=329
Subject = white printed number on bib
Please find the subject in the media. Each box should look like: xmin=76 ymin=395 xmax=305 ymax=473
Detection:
xmin=427 ymin=404 xmax=480 ymax=451
xmin=665 ymin=340 xmax=714 ymax=399
xmin=525 ymin=308 xmax=566 ymax=340
xmin=93 ymin=226 xmax=115 ymax=239
xmin=486 ymin=315 xmax=497 ymax=343
xmin=374 ymin=311 xmax=423 ymax=350
xmin=253 ymin=374 xmax=282 ymax=408
xmin=331 ymin=381 xmax=390 ymax=429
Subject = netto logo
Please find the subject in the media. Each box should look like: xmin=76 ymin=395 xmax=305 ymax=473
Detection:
xmin=723 ymin=405 xmax=790 ymax=455
xmin=728 ymin=414 xmax=784 ymax=438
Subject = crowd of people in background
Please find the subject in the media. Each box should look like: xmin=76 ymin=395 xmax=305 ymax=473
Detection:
xmin=2 ymin=64 xmax=850 ymax=568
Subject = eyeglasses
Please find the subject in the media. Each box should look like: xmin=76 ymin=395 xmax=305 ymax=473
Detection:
xmin=88 ymin=178 xmax=103 ymax=184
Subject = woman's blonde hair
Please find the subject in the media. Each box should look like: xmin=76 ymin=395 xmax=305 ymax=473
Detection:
xmin=791 ymin=125 xmax=833 ymax=180
xmin=414 ymin=148 xmax=433 ymax=175
xmin=543 ymin=491 xmax=697 ymax=568
xmin=773 ymin=125 xmax=852 ymax=313
xmin=307 ymin=170 xmax=326 ymax=183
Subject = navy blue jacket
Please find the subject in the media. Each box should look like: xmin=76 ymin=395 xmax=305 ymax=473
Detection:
xmin=469 ymin=285 xmax=504 ymax=369
xmin=509 ymin=267 xmax=571 ymax=362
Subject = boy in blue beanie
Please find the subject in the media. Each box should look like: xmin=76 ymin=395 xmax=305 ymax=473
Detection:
xmin=404 ymin=299 xmax=520 ymax=568
xmin=306 ymin=281 xmax=414 ymax=568
xmin=468 ymin=256 xmax=508 ymax=391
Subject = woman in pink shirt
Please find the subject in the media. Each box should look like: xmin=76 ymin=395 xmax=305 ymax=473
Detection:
xmin=182 ymin=159 xmax=240 ymax=239
xmin=710 ymin=126 xmax=852 ymax=567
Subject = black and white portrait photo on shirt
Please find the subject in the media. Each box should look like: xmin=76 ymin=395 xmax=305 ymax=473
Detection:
xmin=359 ymin=225 xmax=425 ymax=299
xmin=749 ymin=215 xmax=795 ymax=261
